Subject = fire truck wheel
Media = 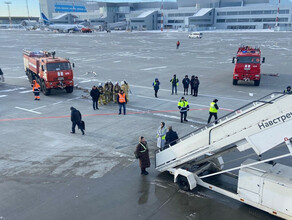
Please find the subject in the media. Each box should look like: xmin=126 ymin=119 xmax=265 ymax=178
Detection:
xmin=41 ymin=81 xmax=51 ymax=95
xmin=254 ymin=80 xmax=260 ymax=86
xmin=65 ymin=86 xmax=74 ymax=93
xmin=177 ymin=175 xmax=190 ymax=191
xmin=232 ymin=79 xmax=238 ymax=85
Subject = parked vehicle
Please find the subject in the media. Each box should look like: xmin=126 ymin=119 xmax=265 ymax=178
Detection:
xmin=232 ymin=46 xmax=265 ymax=86
xmin=188 ymin=32 xmax=202 ymax=39
xmin=23 ymin=50 xmax=74 ymax=95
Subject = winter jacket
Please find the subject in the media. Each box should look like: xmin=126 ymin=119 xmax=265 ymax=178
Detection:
xmin=193 ymin=79 xmax=200 ymax=88
xmin=0 ymin=68 xmax=3 ymax=75
xmin=90 ymin=88 xmax=101 ymax=100
xmin=157 ymin=126 xmax=167 ymax=149
xmin=165 ymin=130 xmax=179 ymax=147
xmin=153 ymin=80 xmax=160 ymax=91
xmin=136 ymin=141 xmax=150 ymax=168
xmin=71 ymin=108 xmax=82 ymax=122
xmin=182 ymin=78 xmax=190 ymax=88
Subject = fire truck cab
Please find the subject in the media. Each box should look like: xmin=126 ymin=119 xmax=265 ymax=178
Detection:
xmin=232 ymin=46 xmax=265 ymax=86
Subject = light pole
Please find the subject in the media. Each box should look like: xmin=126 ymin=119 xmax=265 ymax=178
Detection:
xmin=4 ymin=1 xmax=12 ymax=27
xmin=26 ymin=0 xmax=30 ymax=20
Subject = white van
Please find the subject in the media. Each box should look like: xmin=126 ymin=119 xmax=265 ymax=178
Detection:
xmin=188 ymin=32 xmax=203 ymax=39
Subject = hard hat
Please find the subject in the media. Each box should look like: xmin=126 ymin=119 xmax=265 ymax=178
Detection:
xmin=115 ymin=81 xmax=118 ymax=85
xmin=98 ymin=83 xmax=102 ymax=86
xmin=121 ymin=81 xmax=124 ymax=85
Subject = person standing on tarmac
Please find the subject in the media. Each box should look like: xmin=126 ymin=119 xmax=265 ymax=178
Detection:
xmin=208 ymin=99 xmax=219 ymax=124
xmin=156 ymin=122 xmax=167 ymax=151
xmin=170 ymin=74 xmax=179 ymax=95
xmin=190 ymin=75 xmax=195 ymax=96
xmin=164 ymin=126 xmax=179 ymax=150
xmin=284 ymin=86 xmax=292 ymax=94
xmin=108 ymin=80 xmax=114 ymax=101
xmin=121 ymin=80 xmax=130 ymax=102
xmin=98 ymin=83 xmax=105 ymax=105
xmin=32 ymin=80 xmax=40 ymax=100
xmin=117 ymin=90 xmax=127 ymax=115
xmin=176 ymin=40 xmax=180 ymax=49
xmin=193 ymin=76 xmax=200 ymax=97
xmin=0 ymin=68 xmax=4 ymax=82
xmin=182 ymin=75 xmax=190 ymax=95
xmin=113 ymin=82 xmax=121 ymax=103
xmin=153 ymin=78 xmax=160 ymax=98
xmin=70 ymin=107 xmax=85 ymax=135
xmin=178 ymin=97 xmax=189 ymax=123
xmin=90 ymin=85 xmax=100 ymax=110
xmin=135 ymin=136 xmax=150 ymax=175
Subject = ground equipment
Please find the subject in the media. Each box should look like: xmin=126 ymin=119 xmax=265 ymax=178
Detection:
xmin=156 ymin=92 xmax=292 ymax=219
xmin=232 ymin=46 xmax=265 ymax=86
xmin=23 ymin=50 xmax=74 ymax=95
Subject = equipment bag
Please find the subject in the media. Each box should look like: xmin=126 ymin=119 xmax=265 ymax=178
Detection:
xmin=80 ymin=121 xmax=85 ymax=130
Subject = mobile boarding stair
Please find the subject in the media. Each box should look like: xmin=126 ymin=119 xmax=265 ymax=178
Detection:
xmin=155 ymin=92 xmax=292 ymax=219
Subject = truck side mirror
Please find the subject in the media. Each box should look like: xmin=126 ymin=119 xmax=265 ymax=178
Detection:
xmin=232 ymin=57 xmax=235 ymax=63
xmin=72 ymin=63 xmax=75 ymax=68
xmin=262 ymin=57 xmax=265 ymax=63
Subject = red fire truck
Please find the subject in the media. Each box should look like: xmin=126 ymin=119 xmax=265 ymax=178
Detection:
xmin=23 ymin=50 xmax=74 ymax=95
xmin=232 ymin=46 xmax=265 ymax=86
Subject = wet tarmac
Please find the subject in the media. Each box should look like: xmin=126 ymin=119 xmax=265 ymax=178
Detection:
xmin=0 ymin=30 xmax=291 ymax=219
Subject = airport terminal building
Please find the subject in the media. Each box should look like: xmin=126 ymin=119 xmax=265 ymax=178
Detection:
xmin=38 ymin=0 xmax=292 ymax=30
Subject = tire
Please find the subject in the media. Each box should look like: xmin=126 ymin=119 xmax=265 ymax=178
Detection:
xmin=232 ymin=79 xmax=238 ymax=85
xmin=27 ymin=71 xmax=34 ymax=84
xmin=65 ymin=86 xmax=73 ymax=93
xmin=41 ymin=80 xmax=51 ymax=95
xmin=177 ymin=175 xmax=190 ymax=191
xmin=254 ymin=80 xmax=260 ymax=86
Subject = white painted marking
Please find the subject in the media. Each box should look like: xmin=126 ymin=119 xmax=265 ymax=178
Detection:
xmin=53 ymin=101 xmax=63 ymax=105
xmin=79 ymin=80 xmax=92 ymax=83
xmin=130 ymin=84 xmax=250 ymax=102
xmin=0 ymin=95 xmax=8 ymax=98
xmin=15 ymin=107 xmax=41 ymax=114
xmin=114 ymin=60 xmax=121 ymax=63
xmin=0 ymin=87 xmax=26 ymax=93
xmin=31 ymin=105 xmax=47 ymax=111
xmin=140 ymin=66 xmax=167 ymax=71
xmin=19 ymin=90 xmax=32 ymax=94
xmin=67 ymin=97 xmax=80 ymax=101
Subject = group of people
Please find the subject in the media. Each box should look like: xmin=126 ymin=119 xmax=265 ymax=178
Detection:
xmin=152 ymin=74 xmax=200 ymax=98
xmin=90 ymin=80 xmax=130 ymax=113
xmin=156 ymin=122 xmax=179 ymax=151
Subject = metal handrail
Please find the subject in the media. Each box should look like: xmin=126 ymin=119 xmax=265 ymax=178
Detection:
xmin=157 ymin=92 xmax=286 ymax=156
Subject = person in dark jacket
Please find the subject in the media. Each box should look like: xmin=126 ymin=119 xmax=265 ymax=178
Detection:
xmin=170 ymin=74 xmax=179 ymax=95
xmin=208 ymin=99 xmax=219 ymax=124
xmin=135 ymin=136 xmax=150 ymax=175
xmin=176 ymin=40 xmax=180 ymax=49
xmin=190 ymin=75 xmax=195 ymax=96
xmin=164 ymin=126 xmax=179 ymax=150
xmin=0 ymin=68 xmax=4 ymax=82
xmin=182 ymin=75 xmax=190 ymax=95
xmin=90 ymin=85 xmax=101 ymax=110
xmin=193 ymin=76 xmax=200 ymax=97
xmin=70 ymin=107 xmax=85 ymax=135
xmin=178 ymin=97 xmax=189 ymax=123
xmin=117 ymin=90 xmax=127 ymax=115
xmin=152 ymin=78 xmax=160 ymax=98
xmin=284 ymin=86 xmax=292 ymax=94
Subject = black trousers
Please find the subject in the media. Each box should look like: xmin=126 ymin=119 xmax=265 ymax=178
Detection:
xmin=154 ymin=89 xmax=158 ymax=97
xmin=194 ymin=87 xmax=198 ymax=96
xmin=72 ymin=121 xmax=84 ymax=134
xmin=92 ymin=99 xmax=98 ymax=110
xmin=208 ymin=112 xmax=218 ymax=124
xmin=180 ymin=111 xmax=187 ymax=122
xmin=183 ymin=87 xmax=189 ymax=95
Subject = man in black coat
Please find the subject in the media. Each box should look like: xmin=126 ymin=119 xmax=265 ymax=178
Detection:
xmin=70 ymin=107 xmax=85 ymax=135
xmin=182 ymin=75 xmax=190 ymax=95
xmin=90 ymin=85 xmax=101 ymax=110
xmin=0 ymin=68 xmax=4 ymax=82
xmin=164 ymin=126 xmax=178 ymax=150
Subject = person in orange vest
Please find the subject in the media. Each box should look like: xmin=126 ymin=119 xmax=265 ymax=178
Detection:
xmin=117 ymin=89 xmax=127 ymax=115
xmin=32 ymin=80 xmax=40 ymax=100
xmin=176 ymin=40 xmax=180 ymax=49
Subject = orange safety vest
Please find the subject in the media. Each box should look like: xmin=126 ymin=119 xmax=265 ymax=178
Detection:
xmin=118 ymin=93 xmax=126 ymax=103
xmin=33 ymin=83 xmax=40 ymax=91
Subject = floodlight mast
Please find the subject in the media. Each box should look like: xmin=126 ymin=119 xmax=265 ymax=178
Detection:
xmin=4 ymin=1 xmax=12 ymax=27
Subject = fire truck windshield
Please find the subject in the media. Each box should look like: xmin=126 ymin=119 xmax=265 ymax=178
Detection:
xmin=236 ymin=56 xmax=260 ymax=64
xmin=46 ymin=62 xmax=71 ymax=71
